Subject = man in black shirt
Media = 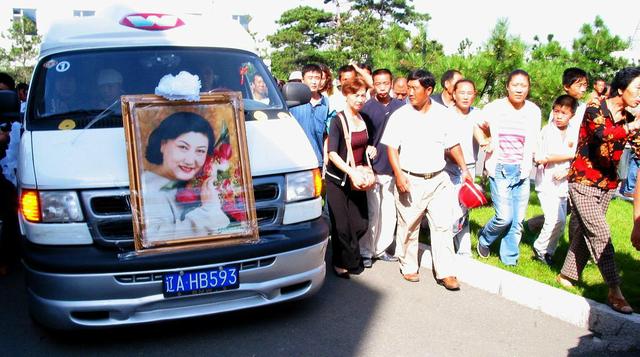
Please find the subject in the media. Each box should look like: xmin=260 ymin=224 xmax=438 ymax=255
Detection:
xmin=359 ymin=69 xmax=405 ymax=267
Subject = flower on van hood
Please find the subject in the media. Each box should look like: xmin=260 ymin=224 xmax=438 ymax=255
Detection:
xmin=155 ymin=71 xmax=201 ymax=101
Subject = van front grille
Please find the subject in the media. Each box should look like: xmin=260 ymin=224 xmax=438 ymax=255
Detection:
xmin=253 ymin=183 xmax=278 ymax=201
xmin=81 ymin=176 xmax=284 ymax=245
xmin=91 ymin=196 xmax=130 ymax=215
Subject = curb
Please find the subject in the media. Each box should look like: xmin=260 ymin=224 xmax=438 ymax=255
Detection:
xmin=418 ymin=243 xmax=640 ymax=352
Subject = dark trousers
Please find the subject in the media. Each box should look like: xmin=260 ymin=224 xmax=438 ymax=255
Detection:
xmin=0 ymin=177 xmax=18 ymax=265
xmin=326 ymin=179 xmax=368 ymax=270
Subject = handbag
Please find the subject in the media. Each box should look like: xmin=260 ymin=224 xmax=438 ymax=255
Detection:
xmin=338 ymin=112 xmax=375 ymax=191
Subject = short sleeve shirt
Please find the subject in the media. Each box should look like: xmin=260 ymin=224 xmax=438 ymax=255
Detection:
xmin=445 ymin=107 xmax=481 ymax=175
xmin=381 ymin=103 xmax=458 ymax=174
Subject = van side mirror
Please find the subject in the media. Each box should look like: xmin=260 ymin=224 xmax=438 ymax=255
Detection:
xmin=0 ymin=90 xmax=20 ymax=122
xmin=282 ymin=82 xmax=311 ymax=108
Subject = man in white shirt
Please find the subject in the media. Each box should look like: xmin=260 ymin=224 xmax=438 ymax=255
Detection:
xmin=381 ymin=69 xmax=471 ymax=290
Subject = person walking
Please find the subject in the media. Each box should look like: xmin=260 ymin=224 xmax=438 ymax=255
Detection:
xmin=446 ymin=79 xmax=482 ymax=257
xmin=289 ymin=64 xmax=331 ymax=170
xmin=392 ymin=77 xmax=408 ymax=102
xmin=325 ymin=78 xmax=377 ymax=278
xmin=476 ymin=69 xmax=542 ymax=266
xmin=381 ymin=69 xmax=471 ymax=290
xmin=431 ymin=69 xmax=463 ymax=108
xmin=532 ymin=95 xmax=579 ymax=265
xmin=556 ymin=67 xmax=640 ymax=315
xmin=524 ymin=67 xmax=589 ymax=236
xmin=359 ymin=69 xmax=404 ymax=267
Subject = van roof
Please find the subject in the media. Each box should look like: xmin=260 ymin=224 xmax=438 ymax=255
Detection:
xmin=40 ymin=5 xmax=256 ymax=58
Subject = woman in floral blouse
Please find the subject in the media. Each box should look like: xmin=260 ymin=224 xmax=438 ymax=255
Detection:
xmin=556 ymin=67 xmax=640 ymax=314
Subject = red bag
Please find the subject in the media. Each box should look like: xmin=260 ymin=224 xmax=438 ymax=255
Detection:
xmin=459 ymin=179 xmax=488 ymax=209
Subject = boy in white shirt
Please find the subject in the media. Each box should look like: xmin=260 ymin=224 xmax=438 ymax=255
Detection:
xmin=532 ymin=95 xmax=579 ymax=265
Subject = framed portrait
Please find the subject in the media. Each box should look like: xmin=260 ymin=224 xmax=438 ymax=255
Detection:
xmin=121 ymin=92 xmax=258 ymax=252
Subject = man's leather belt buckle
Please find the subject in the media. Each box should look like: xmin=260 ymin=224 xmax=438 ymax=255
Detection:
xmin=402 ymin=169 xmax=442 ymax=179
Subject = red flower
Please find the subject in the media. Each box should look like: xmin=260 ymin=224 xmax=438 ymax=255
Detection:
xmin=215 ymin=143 xmax=232 ymax=161
xmin=222 ymin=201 xmax=247 ymax=221
xmin=176 ymin=188 xmax=199 ymax=203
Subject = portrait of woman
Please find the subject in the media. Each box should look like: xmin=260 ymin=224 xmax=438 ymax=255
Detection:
xmin=141 ymin=111 xmax=230 ymax=244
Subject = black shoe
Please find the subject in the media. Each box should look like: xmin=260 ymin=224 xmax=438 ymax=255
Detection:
xmin=476 ymin=242 xmax=490 ymax=258
xmin=362 ymin=257 xmax=373 ymax=268
xmin=375 ymin=252 xmax=398 ymax=262
xmin=348 ymin=265 xmax=365 ymax=275
xmin=534 ymin=251 xmax=554 ymax=266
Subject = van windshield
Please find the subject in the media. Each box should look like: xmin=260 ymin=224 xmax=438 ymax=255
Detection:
xmin=27 ymin=48 xmax=284 ymax=130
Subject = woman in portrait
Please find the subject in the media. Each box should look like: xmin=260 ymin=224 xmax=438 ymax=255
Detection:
xmin=142 ymin=111 xmax=230 ymax=243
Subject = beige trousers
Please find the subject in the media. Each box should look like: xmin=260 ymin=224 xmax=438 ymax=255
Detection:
xmin=361 ymin=174 xmax=397 ymax=258
xmin=394 ymin=171 xmax=457 ymax=279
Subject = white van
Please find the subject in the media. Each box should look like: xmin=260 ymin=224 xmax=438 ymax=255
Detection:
xmin=17 ymin=6 xmax=328 ymax=329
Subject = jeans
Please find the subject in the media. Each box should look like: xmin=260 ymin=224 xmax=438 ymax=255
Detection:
xmin=621 ymin=153 xmax=639 ymax=195
xmin=479 ymin=163 xmax=530 ymax=265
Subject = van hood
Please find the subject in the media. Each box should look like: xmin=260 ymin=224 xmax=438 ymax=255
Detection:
xmin=30 ymin=118 xmax=316 ymax=189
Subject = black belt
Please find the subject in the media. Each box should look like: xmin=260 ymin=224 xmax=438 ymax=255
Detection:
xmin=402 ymin=169 xmax=442 ymax=179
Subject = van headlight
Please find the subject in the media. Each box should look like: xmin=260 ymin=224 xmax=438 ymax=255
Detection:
xmin=285 ymin=169 xmax=322 ymax=202
xmin=40 ymin=191 xmax=84 ymax=222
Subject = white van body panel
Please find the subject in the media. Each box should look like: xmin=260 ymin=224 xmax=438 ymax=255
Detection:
xmin=40 ymin=8 xmax=255 ymax=57
xmin=245 ymin=119 xmax=318 ymax=176
xmin=31 ymin=129 xmax=129 ymax=189
xmin=18 ymin=131 xmax=37 ymax=188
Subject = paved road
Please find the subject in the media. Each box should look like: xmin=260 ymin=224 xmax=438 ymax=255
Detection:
xmin=0 ymin=254 xmax=625 ymax=356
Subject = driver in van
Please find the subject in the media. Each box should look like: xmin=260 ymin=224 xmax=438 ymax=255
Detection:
xmin=49 ymin=71 xmax=77 ymax=113
xmin=250 ymin=74 xmax=269 ymax=104
xmin=96 ymin=68 xmax=124 ymax=109
xmin=199 ymin=65 xmax=220 ymax=92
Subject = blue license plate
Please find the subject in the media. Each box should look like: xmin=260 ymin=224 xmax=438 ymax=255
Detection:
xmin=163 ymin=264 xmax=240 ymax=297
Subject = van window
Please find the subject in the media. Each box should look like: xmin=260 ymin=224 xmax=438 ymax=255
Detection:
xmin=27 ymin=47 xmax=284 ymax=130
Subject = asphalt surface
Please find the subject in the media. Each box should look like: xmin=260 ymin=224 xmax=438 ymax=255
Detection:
xmin=0 ymin=253 xmax=631 ymax=356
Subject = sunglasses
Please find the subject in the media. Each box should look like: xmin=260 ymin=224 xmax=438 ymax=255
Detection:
xmin=0 ymin=122 xmax=11 ymax=132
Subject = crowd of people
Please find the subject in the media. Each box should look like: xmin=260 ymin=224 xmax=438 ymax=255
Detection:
xmin=284 ymin=62 xmax=640 ymax=315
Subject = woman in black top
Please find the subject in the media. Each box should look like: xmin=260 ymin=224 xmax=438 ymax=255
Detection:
xmin=325 ymin=77 xmax=377 ymax=278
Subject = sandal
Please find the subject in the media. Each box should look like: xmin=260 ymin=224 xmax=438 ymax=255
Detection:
xmin=333 ymin=267 xmax=350 ymax=279
xmin=556 ymin=274 xmax=575 ymax=288
xmin=607 ymin=294 xmax=633 ymax=314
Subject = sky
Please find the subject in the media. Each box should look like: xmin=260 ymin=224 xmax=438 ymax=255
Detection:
xmin=217 ymin=0 xmax=639 ymax=55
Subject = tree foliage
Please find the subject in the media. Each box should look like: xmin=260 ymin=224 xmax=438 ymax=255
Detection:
xmin=266 ymin=6 xmax=334 ymax=78
xmin=267 ymin=5 xmax=630 ymax=118
xmin=349 ymin=0 xmax=430 ymax=26
xmin=571 ymin=16 xmax=629 ymax=81
xmin=1 ymin=17 xmax=41 ymax=83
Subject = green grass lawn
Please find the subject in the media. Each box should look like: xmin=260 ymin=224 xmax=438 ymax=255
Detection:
xmin=467 ymin=185 xmax=640 ymax=311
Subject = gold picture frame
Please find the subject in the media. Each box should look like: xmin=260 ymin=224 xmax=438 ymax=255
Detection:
xmin=121 ymin=92 xmax=258 ymax=252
